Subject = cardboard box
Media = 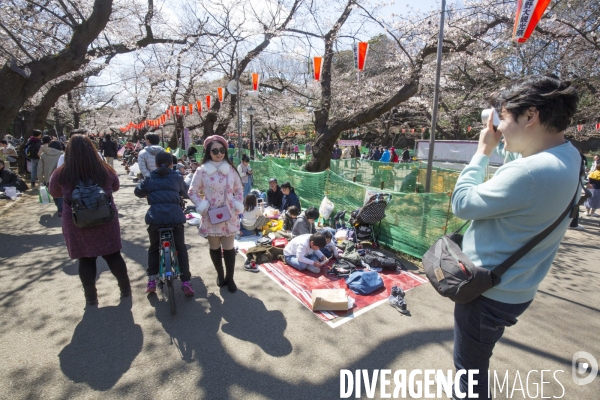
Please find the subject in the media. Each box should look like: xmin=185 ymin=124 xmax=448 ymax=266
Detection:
xmin=311 ymin=289 xmax=349 ymax=311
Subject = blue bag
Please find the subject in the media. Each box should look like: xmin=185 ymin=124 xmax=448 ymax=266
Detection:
xmin=345 ymin=271 xmax=384 ymax=295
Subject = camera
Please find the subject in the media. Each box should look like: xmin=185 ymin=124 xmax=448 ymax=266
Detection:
xmin=481 ymin=108 xmax=500 ymax=129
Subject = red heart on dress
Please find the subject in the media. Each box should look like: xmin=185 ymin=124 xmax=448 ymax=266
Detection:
xmin=216 ymin=213 xmax=223 ymax=219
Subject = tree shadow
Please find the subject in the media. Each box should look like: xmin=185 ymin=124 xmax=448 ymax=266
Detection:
xmin=38 ymin=212 xmax=61 ymax=228
xmin=58 ymin=297 xmax=143 ymax=391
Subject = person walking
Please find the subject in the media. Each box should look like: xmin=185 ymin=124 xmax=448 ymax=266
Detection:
xmin=49 ymin=134 xmax=130 ymax=306
xmin=584 ymin=162 xmax=600 ymax=216
xmin=188 ymin=135 xmax=244 ymax=293
xmin=24 ymin=130 xmax=43 ymax=187
xmin=102 ymin=134 xmax=118 ymax=168
xmin=38 ymin=141 xmax=64 ymax=216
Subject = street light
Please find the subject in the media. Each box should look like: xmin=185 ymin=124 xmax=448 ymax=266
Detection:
xmin=247 ymin=105 xmax=256 ymax=158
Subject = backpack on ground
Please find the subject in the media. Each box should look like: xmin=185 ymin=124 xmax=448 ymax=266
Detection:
xmin=246 ymin=244 xmax=283 ymax=264
xmin=69 ymin=180 xmax=115 ymax=228
xmin=364 ymin=250 xmax=403 ymax=271
xmin=255 ymin=236 xmax=273 ymax=246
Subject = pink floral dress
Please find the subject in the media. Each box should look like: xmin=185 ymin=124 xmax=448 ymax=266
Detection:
xmin=188 ymin=161 xmax=244 ymax=237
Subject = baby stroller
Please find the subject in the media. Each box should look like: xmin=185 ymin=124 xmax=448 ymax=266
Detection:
xmin=348 ymin=193 xmax=392 ymax=248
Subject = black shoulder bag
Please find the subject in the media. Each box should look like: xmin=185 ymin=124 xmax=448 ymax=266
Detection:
xmin=422 ymin=183 xmax=580 ymax=304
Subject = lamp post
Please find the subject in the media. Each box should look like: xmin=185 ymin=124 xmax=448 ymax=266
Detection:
xmin=247 ymin=105 xmax=256 ymax=158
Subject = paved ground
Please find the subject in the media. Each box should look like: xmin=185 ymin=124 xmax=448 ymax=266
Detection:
xmin=0 ymin=166 xmax=599 ymax=399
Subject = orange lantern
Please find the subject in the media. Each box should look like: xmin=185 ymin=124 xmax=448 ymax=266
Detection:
xmin=217 ymin=87 xmax=224 ymax=102
xmin=357 ymin=42 xmax=369 ymax=71
xmin=512 ymin=0 xmax=551 ymax=43
xmin=196 ymin=100 xmax=202 ymax=114
xmin=577 ymin=124 xmax=583 ymax=132
xmin=206 ymin=95 xmax=212 ymax=110
xmin=251 ymin=72 xmax=260 ymax=91
xmin=402 ymin=128 xmax=405 ymax=133
xmin=188 ymin=103 xmax=193 ymax=115
xmin=468 ymin=126 xmax=472 ymax=132
xmin=411 ymin=128 xmax=415 ymax=133
xmin=313 ymin=56 xmax=322 ymax=81
xmin=170 ymin=105 xmax=175 ymax=114
xmin=421 ymin=128 xmax=425 ymax=133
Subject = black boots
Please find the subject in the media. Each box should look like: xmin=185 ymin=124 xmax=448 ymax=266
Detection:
xmin=209 ymin=248 xmax=226 ymax=287
xmin=118 ymin=277 xmax=131 ymax=297
xmin=83 ymin=285 xmax=98 ymax=306
xmin=223 ymin=249 xmax=237 ymax=293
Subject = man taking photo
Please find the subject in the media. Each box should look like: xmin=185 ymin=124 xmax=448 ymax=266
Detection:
xmin=451 ymin=75 xmax=580 ymax=399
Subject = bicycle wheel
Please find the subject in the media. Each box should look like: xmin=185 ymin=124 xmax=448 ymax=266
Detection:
xmin=167 ymin=278 xmax=176 ymax=315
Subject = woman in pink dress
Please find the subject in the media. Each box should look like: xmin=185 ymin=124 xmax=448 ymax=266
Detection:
xmin=188 ymin=136 xmax=244 ymax=292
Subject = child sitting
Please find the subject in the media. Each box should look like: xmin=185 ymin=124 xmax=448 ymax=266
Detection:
xmin=282 ymin=205 xmax=300 ymax=231
xmin=238 ymin=194 xmax=268 ymax=237
xmin=134 ymin=152 xmax=194 ymax=296
xmin=291 ymin=206 xmax=319 ymax=237
xmin=319 ymin=230 xmax=342 ymax=259
xmin=283 ymin=233 xmax=327 ymax=273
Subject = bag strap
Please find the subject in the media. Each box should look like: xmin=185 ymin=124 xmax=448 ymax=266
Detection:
xmin=491 ymin=181 xmax=580 ymax=278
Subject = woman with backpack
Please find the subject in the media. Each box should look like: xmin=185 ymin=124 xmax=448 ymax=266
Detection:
xmin=49 ymin=134 xmax=130 ymax=306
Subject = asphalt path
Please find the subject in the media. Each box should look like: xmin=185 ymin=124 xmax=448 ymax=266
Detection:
xmin=0 ymin=165 xmax=598 ymax=399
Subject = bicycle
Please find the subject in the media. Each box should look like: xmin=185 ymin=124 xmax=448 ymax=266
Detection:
xmin=158 ymin=228 xmax=181 ymax=315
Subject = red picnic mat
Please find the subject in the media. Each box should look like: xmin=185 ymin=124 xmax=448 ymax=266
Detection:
xmin=257 ymin=260 xmax=428 ymax=325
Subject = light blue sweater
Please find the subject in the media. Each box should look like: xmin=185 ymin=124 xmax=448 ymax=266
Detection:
xmin=452 ymin=142 xmax=581 ymax=304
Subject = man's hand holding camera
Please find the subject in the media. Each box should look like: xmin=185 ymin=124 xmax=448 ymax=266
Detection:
xmin=477 ymin=109 xmax=503 ymax=157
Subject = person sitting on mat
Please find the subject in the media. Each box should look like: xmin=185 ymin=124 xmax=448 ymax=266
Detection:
xmin=291 ymin=206 xmax=319 ymax=237
xmin=238 ymin=193 xmax=268 ymax=238
xmin=279 ymin=181 xmax=301 ymax=213
xmin=319 ymin=230 xmax=342 ymax=259
xmin=282 ymin=205 xmax=300 ymax=232
xmin=283 ymin=233 xmax=327 ymax=273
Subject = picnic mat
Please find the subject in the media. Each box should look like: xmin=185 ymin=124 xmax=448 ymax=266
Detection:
xmin=236 ymin=242 xmax=428 ymax=328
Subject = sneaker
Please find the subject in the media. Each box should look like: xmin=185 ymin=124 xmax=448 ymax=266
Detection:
xmin=569 ymin=225 xmax=585 ymax=230
xmin=391 ymin=285 xmax=405 ymax=298
xmin=181 ymin=281 xmax=194 ymax=297
xmin=146 ymin=280 xmax=157 ymax=293
xmin=306 ymin=265 xmax=321 ymax=273
xmin=244 ymin=260 xmax=260 ymax=273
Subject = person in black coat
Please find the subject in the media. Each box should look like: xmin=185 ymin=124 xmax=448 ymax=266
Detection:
xmin=279 ymin=182 xmax=301 ymax=213
xmin=101 ymin=134 xmax=118 ymax=167
xmin=266 ymin=178 xmax=283 ymax=209
xmin=134 ymin=152 xmax=194 ymax=296
xmin=0 ymin=160 xmax=29 ymax=191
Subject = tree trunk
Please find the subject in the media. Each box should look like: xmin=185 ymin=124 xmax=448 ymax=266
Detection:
xmin=25 ymin=75 xmax=86 ymax=137
xmin=0 ymin=0 xmax=113 ymax=137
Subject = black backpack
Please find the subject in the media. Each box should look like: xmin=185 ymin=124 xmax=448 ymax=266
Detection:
xmin=363 ymin=250 xmax=403 ymax=271
xmin=69 ymin=180 xmax=115 ymax=228
xmin=328 ymin=259 xmax=357 ymax=277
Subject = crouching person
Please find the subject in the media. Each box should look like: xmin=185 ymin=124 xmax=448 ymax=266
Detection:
xmin=283 ymin=233 xmax=327 ymax=274
xmin=319 ymin=230 xmax=342 ymax=259
xmin=134 ymin=152 xmax=194 ymax=296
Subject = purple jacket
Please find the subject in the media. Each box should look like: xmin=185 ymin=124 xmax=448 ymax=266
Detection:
xmin=49 ymin=170 xmax=122 ymax=259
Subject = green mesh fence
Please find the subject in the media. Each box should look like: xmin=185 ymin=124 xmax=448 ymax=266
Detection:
xmin=248 ymin=158 xmax=467 ymax=258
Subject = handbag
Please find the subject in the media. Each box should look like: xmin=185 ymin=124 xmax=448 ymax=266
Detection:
xmin=207 ymin=173 xmax=232 ymax=225
xmin=422 ymin=182 xmax=580 ymax=304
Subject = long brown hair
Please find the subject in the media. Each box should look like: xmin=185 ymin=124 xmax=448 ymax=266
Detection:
xmin=55 ymin=134 xmax=114 ymax=188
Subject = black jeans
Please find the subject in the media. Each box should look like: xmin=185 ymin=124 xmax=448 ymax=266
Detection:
xmin=147 ymin=224 xmax=190 ymax=282
xmin=78 ymin=251 xmax=129 ymax=287
xmin=453 ymin=295 xmax=532 ymax=399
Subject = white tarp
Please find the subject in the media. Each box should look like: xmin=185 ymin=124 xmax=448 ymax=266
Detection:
xmin=416 ymin=140 xmax=504 ymax=165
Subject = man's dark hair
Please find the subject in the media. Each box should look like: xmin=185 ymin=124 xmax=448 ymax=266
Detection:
xmin=105 ymin=134 xmax=111 ymax=140
xmin=242 ymin=154 xmax=250 ymax=162
xmin=305 ymin=206 xmax=319 ymax=220
xmin=322 ymin=230 xmax=333 ymax=240
xmin=42 ymin=136 xmax=51 ymax=144
xmin=32 ymin=129 xmax=43 ymax=137
xmin=0 ymin=140 xmax=7 ymax=145
xmin=287 ymin=205 xmax=300 ymax=217
xmin=49 ymin=141 xmax=62 ymax=151
xmin=488 ymin=75 xmax=579 ymax=133
xmin=309 ymin=232 xmax=326 ymax=248
xmin=144 ymin=133 xmax=160 ymax=145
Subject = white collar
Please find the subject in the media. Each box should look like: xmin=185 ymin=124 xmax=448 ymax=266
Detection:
xmin=201 ymin=161 xmax=231 ymax=175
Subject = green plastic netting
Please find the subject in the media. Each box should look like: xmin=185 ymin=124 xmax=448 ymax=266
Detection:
xmin=248 ymin=158 xmax=466 ymax=258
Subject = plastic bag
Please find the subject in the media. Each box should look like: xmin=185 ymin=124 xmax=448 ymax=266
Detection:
xmin=39 ymin=185 xmax=53 ymax=205
xmin=130 ymin=162 xmax=140 ymax=176
xmin=5 ymin=187 xmax=17 ymax=200
xmin=319 ymin=196 xmax=334 ymax=220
